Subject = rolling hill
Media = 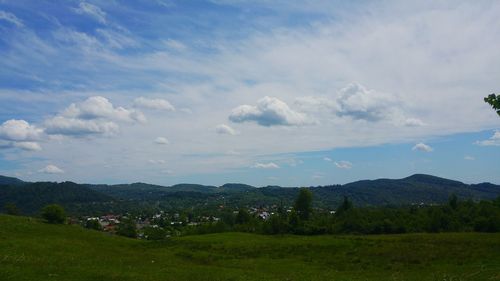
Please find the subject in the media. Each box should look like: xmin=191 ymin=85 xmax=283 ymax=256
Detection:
xmin=1 ymin=174 xmax=499 ymax=215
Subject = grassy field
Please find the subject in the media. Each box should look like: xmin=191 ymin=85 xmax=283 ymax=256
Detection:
xmin=0 ymin=215 xmax=499 ymax=281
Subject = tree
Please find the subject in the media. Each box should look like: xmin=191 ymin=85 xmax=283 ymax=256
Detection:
xmin=449 ymin=194 xmax=458 ymax=210
xmin=85 ymin=219 xmax=102 ymax=230
xmin=4 ymin=203 xmax=20 ymax=215
xmin=336 ymin=196 xmax=353 ymax=215
xmin=235 ymin=208 xmax=251 ymax=224
xmin=143 ymin=226 xmax=167 ymax=240
xmin=41 ymin=204 xmax=66 ymax=224
xmin=294 ymin=188 xmax=313 ymax=220
xmin=117 ymin=217 xmax=137 ymax=238
xmin=484 ymin=93 xmax=500 ymax=117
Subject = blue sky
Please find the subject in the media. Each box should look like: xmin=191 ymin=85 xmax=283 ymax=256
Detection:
xmin=0 ymin=0 xmax=499 ymax=186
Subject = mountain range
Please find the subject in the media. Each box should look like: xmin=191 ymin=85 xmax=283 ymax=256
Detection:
xmin=1 ymin=174 xmax=499 ymax=215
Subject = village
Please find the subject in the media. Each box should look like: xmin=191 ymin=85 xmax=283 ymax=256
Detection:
xmin=71 ymin=205 xmax=289 ymax=239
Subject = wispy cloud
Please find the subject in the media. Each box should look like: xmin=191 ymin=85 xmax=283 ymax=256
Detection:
xmin=334 ymin=161 xmax=352 ymax=169
xmin=74 ymin=2 xmax=107 ymax=24
xmin=0 ymin=10 xmax=23 ymax=27
xmin=252 ymin=162 xmax=280 ymax=169
xmin=475 ymin=131 xmax=500 ymax=146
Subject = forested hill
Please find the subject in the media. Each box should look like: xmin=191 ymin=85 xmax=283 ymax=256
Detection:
xmin=1 ymin=174 xmax=499 ymax=215
xmin=0 ymin=175 xmax=25 ymax=186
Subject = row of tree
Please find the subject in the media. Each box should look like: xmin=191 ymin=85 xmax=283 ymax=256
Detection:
xmin=187 ymin=189 xmax=500 ymax=235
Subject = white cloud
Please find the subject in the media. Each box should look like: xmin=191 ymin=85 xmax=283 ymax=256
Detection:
xmin=0 ymin=119 xmax=43 ymax=141
xmin=0 ymin=10 xmax=23 ymax=27
xmin=0 ymin=119 xmax=43 ymax=152
xmin=215 ymin=124 xmax=237 ymax=135
xmin=404 ymin=118 xmax=425 ymax=127
xmin=323 ymin=157 xmax=332 ymax=162
xmin=74 ymin=2 xmax=106 ymax=24
xmin=412 ymin=142 xmax=433 ymax=152
xmin=39 ymin=164 xmax=64 ymax=174
xmin=335 ymin=83 xmax=398 ymax=122
xmin=229 ymin=96 xmax=312 ymax=126
xmin=44 ymin=96 xmax=145 ymax=137
xmin=13 ymin=142 xmax=42 ymax=151
xmin=134 ymin=97 xmax=175 ymax=111
xmin=252 ymin=162 xmax=280 ymax=169
xmin=63 ymin=96 xmax=146 ymax=123
xmin=475 ymin=131 xmax=500 ymax=146
xmin=44 ymin=116 xmax=119 ymax=136
xmin=154 ymin=137 xmax=169 ymax=145
xmin=334 ymin=161 xmax=352 ymax=169
xmin=464 ymin=155 xmax=475 ymax=161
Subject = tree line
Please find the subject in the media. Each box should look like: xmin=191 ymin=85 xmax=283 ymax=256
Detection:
xmin=188 ymin=189 xmax=500 ymax=236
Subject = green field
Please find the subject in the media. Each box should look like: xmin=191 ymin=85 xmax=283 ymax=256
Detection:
xmin=0 ymin=215 xmax=499 ymax=281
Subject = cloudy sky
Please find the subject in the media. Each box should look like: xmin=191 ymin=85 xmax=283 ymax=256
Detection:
xmin=0 ymin=0 xmax=499 ymax=186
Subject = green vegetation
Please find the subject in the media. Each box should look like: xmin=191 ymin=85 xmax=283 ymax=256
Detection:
xmin=0 ymin=214 xmax=499 ymax=281
xmin=41 ymin=204 xmax=66 ymax=224
xmin=2 ymin=174 xmax=499 ymax=217
xmin=3 ymin=202 xmax=19 ymax=215
xmin=185 ymin=195 xmax=500 ymax=236
xmin=485 ymin=93 xmax=500 ymax=116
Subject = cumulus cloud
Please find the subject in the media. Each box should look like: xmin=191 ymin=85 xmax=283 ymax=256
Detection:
xmin=0 ymin=120 xmax=43 ymax=151
xmin=229 ymin=96 xmax=312 ymax=126
xmin=252 ymin=162 xmax=280 ymax=169
xmin=335 ymin=83 xmax=397 ymax=122
xmin=215 ymin=124 xmax=237 ymax=135
xmin=295 ymin=83 xmax=423 ymax=126
xmin=323 ymin=157 xmax=332 ymax=162
xmin=0 ymin=119 xmax=42 ymax=141
xmin=154 ymin=137 xmax=169 ymax=145
xmin=63 ymin=96 xmax=146 ymax=123
xmin=475 ymin=131 xmax=500 ymax=146
xmin=0 ymin=10 xmax=24 ymax=27
xmin=334 ymin=161 xmax=352 ymax=169
xmin=134 ymin=97 xmax=175 ymax=111
xmin=44 ymin=96 xmax=144 ymax=137
xmin=412 ymin=142 xmax=433 ymax=152
xmin=74 ymin=2 xmax=106 ymax=24
xmin=39 ymin=164 xmax=64 ymax=174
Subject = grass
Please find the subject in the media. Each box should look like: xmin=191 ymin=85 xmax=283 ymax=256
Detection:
xmin=1 ymin=215 xmax=499 ymax=281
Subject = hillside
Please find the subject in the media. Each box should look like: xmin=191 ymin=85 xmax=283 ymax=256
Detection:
xmin=1 ymin=174 xmax=500 ymax=216
xmin=0 ymin=175 xmax=25 ymax=186
xmin=0 ymin=181 xmax=114 ymax=214
xmin=1 ymin=214 xmax=499 ymax=281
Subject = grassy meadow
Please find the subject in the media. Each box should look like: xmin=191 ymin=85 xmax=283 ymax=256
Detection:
xmin=0 ymin=214 xmax=499 ymax=281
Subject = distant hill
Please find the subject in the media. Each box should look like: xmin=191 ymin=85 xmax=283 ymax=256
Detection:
xmin=309 ymin=174 xmax=500 ymax=207
xmin=0 ymin=181 xmax=113 ymax=215
xmin=1 ymin=174 xmax=500 ymax=215
xmin=0 ymin=175 xmax=25 ymax=186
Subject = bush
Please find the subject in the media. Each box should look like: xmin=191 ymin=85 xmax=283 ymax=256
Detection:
xmin=41 ymin=204 xmax=66 ymax=224
xmin=4 ymin=203 xmax=20 ymax=215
